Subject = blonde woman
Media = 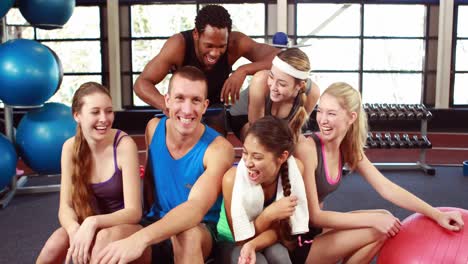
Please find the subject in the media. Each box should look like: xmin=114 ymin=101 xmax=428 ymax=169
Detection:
xmin=293 ymin=82 xmax=464 ymax=264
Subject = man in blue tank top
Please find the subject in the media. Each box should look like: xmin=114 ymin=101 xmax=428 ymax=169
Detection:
xmin=96 ymin=66 xmax=234 ymax=264
xmin=134 ymin=5 xmax=278 ymax=134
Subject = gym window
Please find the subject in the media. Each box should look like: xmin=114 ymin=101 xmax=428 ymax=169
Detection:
xmin=294 ymin=1 xmax=434 ymax=105
xmin=122 ymin=1 xmax=268 ymax=108
xmin=453 ymin=4 xmax=468 ymax=106
xmin=4 ymin=5 xmax=104 ymax=107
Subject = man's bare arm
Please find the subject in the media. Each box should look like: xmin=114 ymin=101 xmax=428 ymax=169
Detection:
xmin=134 ymin=34 xmax=185 ymax=110
xmin=133 ymin=137 xmax=234 ymax=246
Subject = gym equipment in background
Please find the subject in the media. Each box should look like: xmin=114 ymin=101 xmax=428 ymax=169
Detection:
xmin=18 ymin=0 xmax=75 ymax=30
xmin=15 ymin=103 xmax=77 ymax=175
xmin=0 ymin=133 xmax=17 ymax=191
xmin=0 ymin=39 xmax=62 ymax=106
xmin=272 ymin=31 xmax=289 ymax=46
xmin=363 ymin=103 xmax=435 ymax=175
xmin=377 ymin=207 xmax=468 ymax=264
xmin=0 ymin=0 xmax=14 ymax=19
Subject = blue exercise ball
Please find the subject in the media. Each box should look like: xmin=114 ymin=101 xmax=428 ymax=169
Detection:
xmin=0 ymin=0 xmax=15 ymax=19
xmin=16 ymin=102 xmax=77 ymax=175
xmin=0 ymin=39 xmax=62 ymax=106
xmin=273 ymin=32 xmax=288 ymax=46
xmin=0 ymin=133 xmax=17 ymax=190
xmin=19 ymin=0 xmax=75 ymax=30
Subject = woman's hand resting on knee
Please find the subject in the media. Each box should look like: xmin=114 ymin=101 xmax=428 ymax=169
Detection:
xmin=65 ymin=217 xmax=98 ymax=264
xmin=239 ymin=242 xmax=256 ymax=264
xmin=369 ymin=212 xmax=402 ymax=238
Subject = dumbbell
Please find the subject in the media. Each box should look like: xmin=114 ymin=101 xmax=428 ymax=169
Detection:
xmin=397 ymin=105 xmax=415 ymax=120
xmin=402 ymin=133 xmax=414 ymax=148
xmin=390 ymin=104 xmax=406 ymax=120
xmin=406 ymin=104 xmax=421 ymax=119
xmin=415 ymin=104 xmax=433 ymax=120
xmin=384 ymin=132 xmax=396 ymax=148
xmin=363 ymin=103 xmax=378 ymax=120
xmin=421 ymin=135 xmax=432 ymax=148
xmin=367 ymin=132 xmax=378 ymax=148
xmin=375 ymin=132 xmax=389 ymax=148
xmin=372 ymin=104 xmax=387 ymax=120
xmin=381 ymin=103 xmax=397 ymax=120
xmin=412 ymin=135 xmax=425 ymax=148
xmin=393 ymin=133 xmax=407 ymax=148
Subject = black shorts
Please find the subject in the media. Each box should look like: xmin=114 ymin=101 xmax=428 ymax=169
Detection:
xmin=289 ymin=226 xmax=323 ymax=264
xmin=226 ymin=112 xmax=248 ymax=140
xmin=140 ymin=216 xmax=218 ymax=263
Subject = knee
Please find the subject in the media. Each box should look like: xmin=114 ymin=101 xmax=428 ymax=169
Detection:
xmin=95 ymin=228 xmax=113 ymax=246
xmin=174 ymin=227 xmax=205 ymax=250
xmin=264 ymin=243 xmax=291 ymax=264
xmin=375 ymin=209 xmax=393 ymax=216
xmin=37 ymin=229 xmax=69 ymax=264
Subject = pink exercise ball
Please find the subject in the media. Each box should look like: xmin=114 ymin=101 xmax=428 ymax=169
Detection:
xmin=378 ymin=207 xmax=468 ymax=264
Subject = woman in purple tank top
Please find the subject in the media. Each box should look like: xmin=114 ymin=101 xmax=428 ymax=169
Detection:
xmin=36 ymin=82 xmax=148 ymax=264
xmin=293 ymin=82 xmax=464 ymax=264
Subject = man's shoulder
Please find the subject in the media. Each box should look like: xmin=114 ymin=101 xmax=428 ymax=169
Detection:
xmin=206 ymin=135 xmax=234 ymax=155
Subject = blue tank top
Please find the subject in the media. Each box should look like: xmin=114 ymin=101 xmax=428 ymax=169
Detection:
xmin=91 ymin=130 xmax=127 ymax=214
xmin=148 ymin=117 xmax=222 ymax=223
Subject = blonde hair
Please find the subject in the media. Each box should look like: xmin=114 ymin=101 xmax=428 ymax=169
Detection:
xmin=322 ymin=82 xmax=367 ymax=170
xmin=277 ymin=48 xmax=311 ymax=141
xmin=71 ymin=82 xmax=111 ymax=222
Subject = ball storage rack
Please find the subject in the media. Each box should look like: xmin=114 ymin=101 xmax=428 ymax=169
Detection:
xmin=0 ymin=18 xmax=60 ymax=209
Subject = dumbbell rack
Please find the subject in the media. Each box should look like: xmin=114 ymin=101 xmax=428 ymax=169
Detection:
xmin=364 ymin=103 xmax=435 ymax=176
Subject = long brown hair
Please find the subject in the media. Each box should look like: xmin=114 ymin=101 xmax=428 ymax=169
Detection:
xmin=245 ymin=116 xmax=295 ymax=247
xmin=70 ymin=82 xmax=111 ymax=223
xmin=322 ymin=82 xmax=367 ymax=170
xmin=277 ymin=48 xmax=311 ymax=141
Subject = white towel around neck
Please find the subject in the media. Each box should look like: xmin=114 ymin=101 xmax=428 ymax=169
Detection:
xmin=231 ymin=157 xmax=309 ymax=242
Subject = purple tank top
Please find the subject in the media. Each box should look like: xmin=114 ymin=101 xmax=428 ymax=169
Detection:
xmin=90 ymin=130 xmax=127 ymax=214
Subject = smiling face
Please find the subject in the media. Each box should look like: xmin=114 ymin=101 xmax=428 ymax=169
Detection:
xmin=316 ymin=93 xmax=356 ymax=143
xmin=242 ymin=134 xmax=285 ymax=186
xmin=165 ymin=75 xmax=209 ymax=136
xmin=267 ymin=65 xmax=301 ymax=103
xmin=74 ymin=92 xmax=114 ymax=142
xmin=193 ymin=25 xmax=229 ymax=70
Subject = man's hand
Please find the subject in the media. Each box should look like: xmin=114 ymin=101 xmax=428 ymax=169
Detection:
xmin=93 ymin=235 xmax=146 ymax=264
xmin=221 ymin=70 xmax=247 ymax=105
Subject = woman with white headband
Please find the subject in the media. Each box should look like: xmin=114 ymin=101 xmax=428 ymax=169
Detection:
xmin=228 ymin=48 xmax=320 ymax=142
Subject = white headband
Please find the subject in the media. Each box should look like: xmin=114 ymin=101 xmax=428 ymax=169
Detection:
xmin=272 ymin=56 xmax=309 ymax=80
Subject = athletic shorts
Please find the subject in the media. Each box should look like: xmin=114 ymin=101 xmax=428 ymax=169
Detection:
xmin=140 ymin=216 xmax=218 ymax=263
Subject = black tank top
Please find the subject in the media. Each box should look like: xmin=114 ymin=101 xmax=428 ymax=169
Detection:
xmin=265 ymin=93 xmax=301 ymax=122
xmin=310 ymin=133 xmax=343 ymax=202
xmin=180 ymin=30 xmax=231 ymax=105
xmin=264 ymin=78 xmax=313 ymax=121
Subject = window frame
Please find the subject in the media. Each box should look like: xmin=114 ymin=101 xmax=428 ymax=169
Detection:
xmin=120 ymin=0 xmax=272 ymax=109
xmin=293 ymin=0 xmax=439 ymax=106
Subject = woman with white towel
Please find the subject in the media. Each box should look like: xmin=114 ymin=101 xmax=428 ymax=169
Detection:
xmin=222 ymin=116 xmax=309 ymax=264
xmin=293 ymin=82 xmax=464 ymax=264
